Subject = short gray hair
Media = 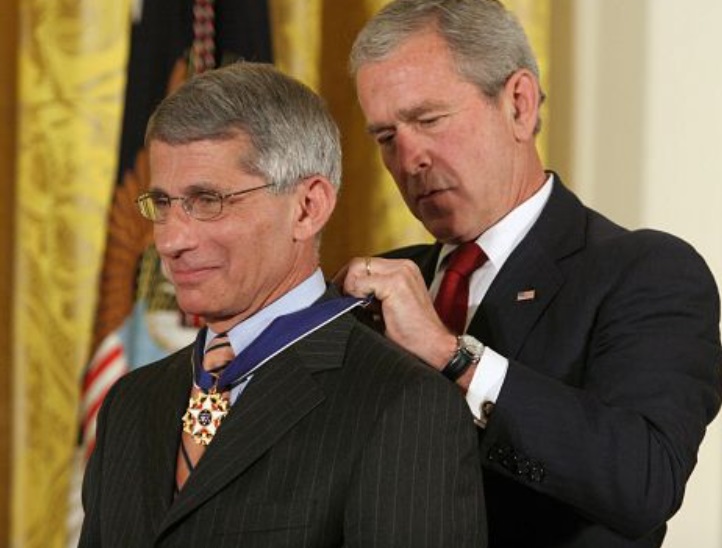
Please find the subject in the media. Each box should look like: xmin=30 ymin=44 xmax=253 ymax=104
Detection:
xmin=146 ymin=62 xmax=342 ymax=192
xmin=350 ymin=0 xmax=544 ymax=131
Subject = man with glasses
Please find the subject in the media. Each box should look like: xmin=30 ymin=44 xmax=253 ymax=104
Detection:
xmin=336 ymin=0 xmax=721 ymax=546
xmin=79 ymin=63 xmax=487 ymax=547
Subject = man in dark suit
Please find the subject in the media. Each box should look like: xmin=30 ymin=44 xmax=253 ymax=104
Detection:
xmin=79 ymin=63 xmax=487 ymax=547
xmin=337 ymin=1 xmax=722 ymax=546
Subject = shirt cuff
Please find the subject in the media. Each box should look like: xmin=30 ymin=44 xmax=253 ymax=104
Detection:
xmin=465 ymin=347 xmax=508 ymax=426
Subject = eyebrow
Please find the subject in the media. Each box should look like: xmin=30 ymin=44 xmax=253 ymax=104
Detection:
xmin=147 ymin=182 xmax=218 ymax=194
xmin=366 ymin=101 xmax=449 ymax=135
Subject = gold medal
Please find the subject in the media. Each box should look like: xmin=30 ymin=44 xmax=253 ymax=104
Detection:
xmin=182 ymin=389 xmax=230 ymax=446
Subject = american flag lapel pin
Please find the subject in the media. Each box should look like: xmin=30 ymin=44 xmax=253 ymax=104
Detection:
xmin=516 ymin=289 xmax=536 ymax=302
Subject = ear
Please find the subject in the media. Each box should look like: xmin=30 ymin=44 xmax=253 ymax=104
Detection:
xmin=503 ymin=69 xmax=541 ymax=142
xmin=291 ymin=176 xmax=338 ymax=242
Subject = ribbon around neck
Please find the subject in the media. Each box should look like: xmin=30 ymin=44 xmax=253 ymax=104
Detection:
xmin=192 ymin=296 xmax=368 ymax=392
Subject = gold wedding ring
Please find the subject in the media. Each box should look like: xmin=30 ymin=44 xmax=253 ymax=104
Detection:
xmin=365 ymin=257 xmax=372 ymax=276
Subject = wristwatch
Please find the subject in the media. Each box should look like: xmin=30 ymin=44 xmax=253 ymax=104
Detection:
xmin=441 ymin=334 xmax=484 ymax=381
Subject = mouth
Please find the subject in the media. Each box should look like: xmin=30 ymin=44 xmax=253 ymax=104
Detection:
xmin=416 ymin=186 xmax=453 ymax=204
xmin=168 ymin=265 xmax=216 ymax=286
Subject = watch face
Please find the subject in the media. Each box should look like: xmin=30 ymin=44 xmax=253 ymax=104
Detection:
xmin=459 ymin=335 xmax=484 ymax=359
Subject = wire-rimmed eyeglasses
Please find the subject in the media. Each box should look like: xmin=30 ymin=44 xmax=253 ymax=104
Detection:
xmin=136 ymin=183 xmax=273 ymax=223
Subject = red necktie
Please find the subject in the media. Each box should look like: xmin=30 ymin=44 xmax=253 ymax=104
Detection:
xmin=175 ymin=333 xmax=234 ymax=492
xmin=434 ymin=242 xmax=487 ymax=335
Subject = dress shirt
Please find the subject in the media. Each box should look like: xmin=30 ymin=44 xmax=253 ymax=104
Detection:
xmin=430 ymin=175 xmax=554 ymax=421
xmin=205 ymin=268 xmax=327 ymax=404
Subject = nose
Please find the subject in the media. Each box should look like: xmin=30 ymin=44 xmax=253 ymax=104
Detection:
xmin=154 ymin=205 xmax=199 ymax=259
xmin=393 ymin=128 xmax=431 ymax=175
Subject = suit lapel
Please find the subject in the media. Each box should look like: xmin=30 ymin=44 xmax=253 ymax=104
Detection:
xmin=407 ymin=234 xmax=566 ymax=357
xmin=155 ymin=311 xmax=354 ymax=539
xmin=417 ymin=243 xmax=442 ymax=286
xmin=469 ymin=178 xmax=587 ymax=357
xmin=406 ymin=178 xmax=587 ymax=359
xmin=469 ymin=235 xmax=563 ymax=357
xmin=141 ymin=347 xmax=194 ymax=532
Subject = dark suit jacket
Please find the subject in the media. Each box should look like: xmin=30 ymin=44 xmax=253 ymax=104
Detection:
xmin=386 ymin=177 xmax=722 ymax=547
xmin=79 ymin=302 xmax=487 ymax=547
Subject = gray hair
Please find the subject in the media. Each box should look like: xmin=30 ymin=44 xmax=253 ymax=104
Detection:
xmin=350 ymin=0 xmax=545 ymax=132
xmin=146 ymin=62 xmax=342 ymax=192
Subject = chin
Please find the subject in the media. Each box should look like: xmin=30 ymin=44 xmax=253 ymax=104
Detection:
xmin=422 ymin=218 xmax=453 ymax=241
xmin=174 ymin=297 xmax=207 ymax=319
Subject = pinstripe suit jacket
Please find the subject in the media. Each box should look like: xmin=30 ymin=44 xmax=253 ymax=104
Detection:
xmin=79 ymin=303 xmax=487 ymax=547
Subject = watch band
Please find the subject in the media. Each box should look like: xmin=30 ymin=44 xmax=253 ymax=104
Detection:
xmin=441 ymin=335 xmax=482 ymax=381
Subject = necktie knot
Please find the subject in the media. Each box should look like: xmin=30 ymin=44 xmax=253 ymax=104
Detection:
xmin=446 ymin=242 xmax=485 ymax=278
xmin=203 ymin=333 xmax=235 ymax=375
xmin=434 ymin=242 xmax=488 ymax=335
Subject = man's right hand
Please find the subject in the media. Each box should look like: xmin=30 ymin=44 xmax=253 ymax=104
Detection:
xmin=334 ymin=257 xmax=460 ymax=372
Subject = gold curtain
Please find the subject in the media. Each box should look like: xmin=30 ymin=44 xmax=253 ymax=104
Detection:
xmin=507 ymin=0 xmax=551 ymax=163
xmin=270 ymin=0 xmax=550 ymax=275
xmin=0 ymin=0 xmax=19 ymax=544
xmin=12 ymin=1 xmax=130 ymax=546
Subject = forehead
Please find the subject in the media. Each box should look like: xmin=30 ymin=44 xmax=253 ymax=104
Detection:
xmin=148 ymin=136 xmax=257 ymax=192
xmin=355 ymin=30 xmax=477 ymax=119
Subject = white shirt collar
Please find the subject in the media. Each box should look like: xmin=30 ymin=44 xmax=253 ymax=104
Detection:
xmin=436 ymin=173 xmax=554 ymax=273
xmin=207 ymin=268 xmax=327 ymax=354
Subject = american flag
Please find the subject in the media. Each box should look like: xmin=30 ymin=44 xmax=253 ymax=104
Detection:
xmin=81 ymin=334 xmax=129 ymax=461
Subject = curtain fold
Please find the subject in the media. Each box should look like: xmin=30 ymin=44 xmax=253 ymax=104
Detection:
xmin=12 ymin=1 xmax=130 ymax=546
xmin=0 ymin=0 xmax=19 ymax=544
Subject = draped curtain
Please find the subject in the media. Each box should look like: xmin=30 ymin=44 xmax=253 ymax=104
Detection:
xmin=7 ymin=0 xmax=549 ymax=545
xmin=11 ymin=1 xmax=130 ymax=546
xmin=0 ymin=0 xmax=19 ymax=542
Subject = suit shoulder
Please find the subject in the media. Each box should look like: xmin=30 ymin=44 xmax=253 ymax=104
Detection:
xmin=626 ymin=228 xmax=703 ymax=254
xmin=596 ymin=226 xmax=712 ymax=269
xmin=630 ymin=229 xmax=717 ymax=286
xmin=344 ymin=321 xmax=457 ymax=391
xmin=339 ymin=324 xmax=474 ymax=450
xmin=582 ymin=227 xmax=720 ymax=314
xmin=110 ymin=345 xmax=192 ymax=393
xmin=581 ymin=204 xmax=712 ymax=267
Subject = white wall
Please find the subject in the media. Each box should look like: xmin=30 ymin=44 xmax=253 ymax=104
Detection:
xmin=571 ymin=1 xmax=722 ymax=546
xmin=644 ymin=3 xmax=722 ymax=544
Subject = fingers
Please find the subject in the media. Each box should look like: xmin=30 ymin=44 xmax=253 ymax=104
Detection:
xmin=336 ymin=256 xmax=429 ymax=305
xmin=353 ymin=258 xmax=421 ymax=300
xmin=331 ymin=262 xmax=350 ymax=288
xmin=350 ymin=257 xmax=385 ymax=298
xmin=335 ymin=256 xmax=376 ymax=298
xmin=358 ymin=257 xmax=377 ymax=299
xmin=334 ymin=256 xmax=455 ymax=366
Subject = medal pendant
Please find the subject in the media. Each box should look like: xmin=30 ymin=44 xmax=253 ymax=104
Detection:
xmin=182 ymin=389 xmax=230 ymax=446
